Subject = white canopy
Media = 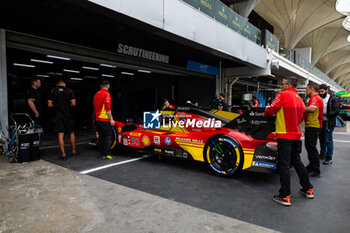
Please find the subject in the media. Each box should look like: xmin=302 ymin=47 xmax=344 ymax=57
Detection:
xmin=254 ymin=0 xmax=350 ymax=90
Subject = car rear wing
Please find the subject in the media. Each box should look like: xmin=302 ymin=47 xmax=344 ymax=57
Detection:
xmin=224 ymin=107 xmax=276 ymax=140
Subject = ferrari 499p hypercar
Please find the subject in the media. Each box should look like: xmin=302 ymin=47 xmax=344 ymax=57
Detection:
xmin=111 ymin=106 xmax=278 ymax=176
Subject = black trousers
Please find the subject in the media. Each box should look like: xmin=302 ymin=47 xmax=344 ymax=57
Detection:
xmin=277 ymin=139 xmax=312 ymax=197
xmin=96 ymin=121 xmax=113 ymax=156
xmin=305 ymin=127 xmax=321 ymax=173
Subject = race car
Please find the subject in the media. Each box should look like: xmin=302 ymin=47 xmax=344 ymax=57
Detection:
xmin=112 ymin=106 xmax=278 ymax=175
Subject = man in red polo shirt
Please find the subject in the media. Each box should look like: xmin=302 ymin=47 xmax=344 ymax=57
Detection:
xmin=265 ymin=76 xmax=313 ymax=206
xmin=94 ymin=80 xmax=115 ymax=160
xmin=304 ymin=82 xmax=324 ymax=177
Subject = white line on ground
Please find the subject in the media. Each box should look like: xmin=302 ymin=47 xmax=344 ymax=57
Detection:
xmin=333 ymin=139 xmax=350 ymax=143
xmin=301 ymin=137 xmax=350 ymax=143
xmin=333 ymin=132 xmax=350 ymax=135
xmin=80 ymin=155 xmax=150 ymax=174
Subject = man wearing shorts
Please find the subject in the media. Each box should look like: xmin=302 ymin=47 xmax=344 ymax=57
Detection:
xmin=48 ymin=80 xmax=79 ymax=160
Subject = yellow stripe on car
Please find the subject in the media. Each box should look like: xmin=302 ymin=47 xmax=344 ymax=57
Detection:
xmin=242 ymin=148 xmax=255 ymax=170
xmin=177 ymin=144 xmax=204 ymax=161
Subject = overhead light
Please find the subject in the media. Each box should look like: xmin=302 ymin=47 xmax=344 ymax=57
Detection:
xmin=47 ymin=55 xmax=71 ymax=60
xmin=13 ymin=63 xmax=35 ymax=68
xmin=70 ymin=77 xmax=83 ymax=81
xmin=348 ymin=34 xmax=350 ymax=42
xmin=121 ymin=72 xmax=134 ymax=76
xmin=64 ymin=69 xmax=80 ymax=73
xmin=47 ymin=72 xmax=63 ymax=76
xmin=82 ymin=66 xmax=99 ymax=70
xmin=335 ymin=0 xmax=350 ymax=16
xmin=100 ymin=63 xmax=116 ymax=68
xmin=30 ymin=59 xmax=53 ymax=64
xmin=102 ymin=74 xmax=115 ymax=78
xmin=36 ymin=74 xmax=49 ymax=78
xmin=85 ymin=76 xmax=98 ymax=79
xmin=138 ymin=69 xmax=151 ymax=73
xmin=342 ymin=16 xmax=350 ymax=31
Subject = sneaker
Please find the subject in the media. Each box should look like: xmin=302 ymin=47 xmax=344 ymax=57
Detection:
xmin=309 ymin=171 xmax=321 ymax=178
xmin=323 ymin=159 xmax=332 ymax=165
xmin=71 ymin=151 xmax=80 ymax=157
xmin=319 ymin=156 xmax=325 ymax=160
xmin=299 ymin=189 xmax=314 ymax=199
xmin=273 ymin=195 xmax=291 ymax=206
xmin=105 ymin=155 xmax=116 ymax=160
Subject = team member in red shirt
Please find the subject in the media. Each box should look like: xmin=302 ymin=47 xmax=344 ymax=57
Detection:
xmin=94 ymin=80 xmax=115 ymax=160
xmin=251 ymin=96 xmax=259 ymax=107
xmin=265 ymin=77 xmax=313 ymax=206
xmin=304 ymin=82 xmax=324 ymax=177
xmin=162 ymin=99 xmax=175 ymax=110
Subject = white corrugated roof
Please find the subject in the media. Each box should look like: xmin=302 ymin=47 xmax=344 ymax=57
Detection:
xmin=254 ymin=0 xmax=350 ymax=90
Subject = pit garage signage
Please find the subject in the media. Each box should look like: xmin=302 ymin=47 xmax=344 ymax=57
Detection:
xmin=117 ymin=43 xmax=169 ymax=64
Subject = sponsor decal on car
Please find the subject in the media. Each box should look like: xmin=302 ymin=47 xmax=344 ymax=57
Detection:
xmin=175 ymin=137 xmax=204 ymax=144
xmin=118 ymin=127 xmax=122 ymax=133
xmin=154 ymin=148 xmax=162 ymax=153
xmin=164 ymin=150 xmax=174 ymax=155
xmin=254 ymin=154 xmax=276 ymax=161
xmin=130 ymin=132 xmax=141 ymax=137
xmin=118 ymin=135 xmax=122 ymax=143
xmin=142 ymin=135 xmax=151 ymax=146
xmin=165 ymin=137 xmax=171 ymax=145
xmin=123 ymin=137 xmax=129 ymax=146
xmin=252 ymin=161 xmax=276 ymax=169
xmin=182 ymin=152 xmax=189 ymax=158
xmin=153 ymin=136 xmax=160 ymax=145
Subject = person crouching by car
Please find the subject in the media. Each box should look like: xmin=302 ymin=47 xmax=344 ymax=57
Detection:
xmin=94 ymin=80 xmax=115 ymax=160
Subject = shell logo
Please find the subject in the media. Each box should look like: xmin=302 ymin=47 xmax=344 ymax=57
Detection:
xmin=142 ymin=135 xmax=151 ymax=146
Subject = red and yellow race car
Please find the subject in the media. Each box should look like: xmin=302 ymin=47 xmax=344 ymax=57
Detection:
xmin=112 ymin=106 xmax=278 ymax=175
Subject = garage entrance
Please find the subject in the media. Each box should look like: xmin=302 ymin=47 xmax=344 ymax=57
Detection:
xmin=6 ymin=43 xmax=216 ymax=146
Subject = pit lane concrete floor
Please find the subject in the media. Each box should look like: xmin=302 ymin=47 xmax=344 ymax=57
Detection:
xmin=1 ymin=133 xmax=350 ymax=233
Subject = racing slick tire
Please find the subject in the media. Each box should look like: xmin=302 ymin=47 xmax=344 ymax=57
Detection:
xmin=204 ymin=135 xmax=243 ymax=175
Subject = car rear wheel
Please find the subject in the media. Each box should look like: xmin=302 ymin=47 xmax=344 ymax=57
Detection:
xmin=204 ymin=135 xmax=243 ymax=175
